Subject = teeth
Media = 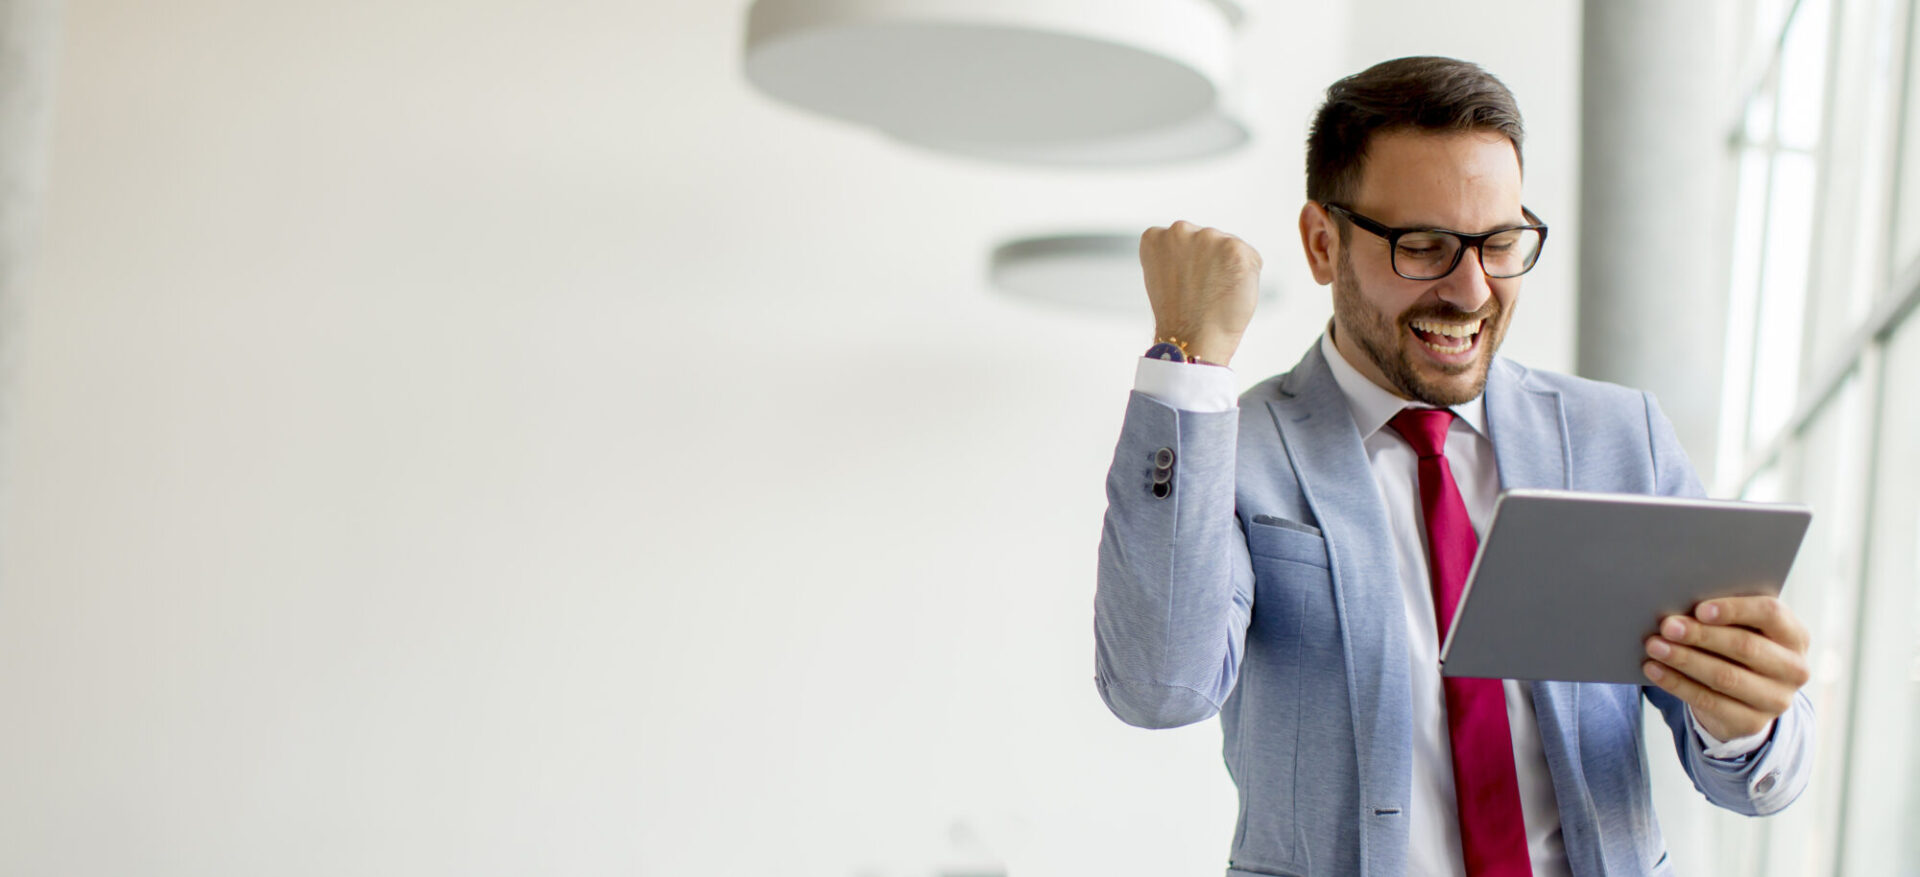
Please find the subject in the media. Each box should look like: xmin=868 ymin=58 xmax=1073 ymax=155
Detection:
xmin=1409 ymin=319 xmax=1483 ymax=338
xmin=1409 ymin=319 xmax=1481 ymax=355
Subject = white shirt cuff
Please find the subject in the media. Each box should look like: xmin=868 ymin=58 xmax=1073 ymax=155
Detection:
xmin=1690 ymin=710 xmax=1774 ymax=760
xmin=1134 ymin=357 xmax=1238 ymax=413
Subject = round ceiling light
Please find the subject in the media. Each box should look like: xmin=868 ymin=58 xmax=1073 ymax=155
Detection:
xmin=744 ymin=0 xmax=1248 ymax=161
xmin=990 ymin=232 xmax=1280 ymax=313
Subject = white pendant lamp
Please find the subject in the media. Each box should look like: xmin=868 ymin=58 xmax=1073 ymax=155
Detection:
xmin=743 ymin=0 xmax=1250 ymax=164
xmin=891 ymin=85 xmax=1251 ymax=167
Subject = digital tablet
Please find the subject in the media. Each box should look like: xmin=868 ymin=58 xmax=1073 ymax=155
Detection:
xmin=1438 ymin=489 xmax=1812 ymax=685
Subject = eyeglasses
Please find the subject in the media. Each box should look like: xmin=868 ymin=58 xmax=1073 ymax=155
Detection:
xmin=1321 ymin=203 xmax=1549 ymax=281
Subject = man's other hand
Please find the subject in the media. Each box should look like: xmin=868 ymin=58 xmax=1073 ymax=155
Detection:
xmin=1641 ymin=595 xmax=1812 ymax=742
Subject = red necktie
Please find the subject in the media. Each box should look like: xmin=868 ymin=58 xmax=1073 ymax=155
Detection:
xmin=1388 ymin=408 xmax=1532 ymax=877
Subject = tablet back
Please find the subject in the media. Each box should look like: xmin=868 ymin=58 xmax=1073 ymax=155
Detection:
xmin=1439 ymin=489 xmax=1812 ymax=685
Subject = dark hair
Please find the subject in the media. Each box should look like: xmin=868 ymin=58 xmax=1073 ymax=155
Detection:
xmin=1305 ymin=56 xmax=1525 ymax=207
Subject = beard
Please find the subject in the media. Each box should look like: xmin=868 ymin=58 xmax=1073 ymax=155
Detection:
xmin=1331 ymin=248 xmax=1506 ymax=407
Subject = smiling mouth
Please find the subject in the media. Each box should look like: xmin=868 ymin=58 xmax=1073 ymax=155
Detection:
xmin=1408 ymin=318 xmax=1485 ymax=356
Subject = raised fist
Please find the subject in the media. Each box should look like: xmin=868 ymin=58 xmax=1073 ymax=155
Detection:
xmin=1139 ymin=221 xmax=1262 ymax=366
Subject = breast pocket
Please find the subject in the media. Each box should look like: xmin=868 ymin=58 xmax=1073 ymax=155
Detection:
xmin=1246 ymin=516 xmax=1330 ymax=569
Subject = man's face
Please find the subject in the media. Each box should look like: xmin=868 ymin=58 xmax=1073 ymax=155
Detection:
xmin=1318 ymin=128 xmax=1527 ymax=406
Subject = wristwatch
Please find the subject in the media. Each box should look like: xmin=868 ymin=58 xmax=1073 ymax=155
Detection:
xmin=1146 ymin=337 xmax=1217 ymax=366
xmin=1145 ymin=341 xmax=1189 ymax=363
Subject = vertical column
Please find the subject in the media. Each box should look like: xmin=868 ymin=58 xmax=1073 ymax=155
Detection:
xmin=1578 ymin=0 xmax=1739 ymax=478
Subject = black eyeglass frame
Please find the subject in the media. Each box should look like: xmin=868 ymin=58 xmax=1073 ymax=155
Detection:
xmin=1321 ymin=202 xmax=1550 ymax=280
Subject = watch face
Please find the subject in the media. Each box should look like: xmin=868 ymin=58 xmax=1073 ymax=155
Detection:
xmin=1145 ymin=342 xmax=1186 ymax=363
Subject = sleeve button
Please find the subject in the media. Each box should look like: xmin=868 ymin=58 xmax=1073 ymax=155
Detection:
xmin=1154 ymin=448 xmax=1175 ymax=469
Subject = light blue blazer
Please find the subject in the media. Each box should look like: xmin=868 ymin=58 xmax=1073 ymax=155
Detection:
xmin=1094 ymin=341 xmax=1813 ymax=877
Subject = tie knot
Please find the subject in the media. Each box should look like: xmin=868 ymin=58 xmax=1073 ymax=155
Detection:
xmin=1388 ymin=407 xmax=1456 ymax=459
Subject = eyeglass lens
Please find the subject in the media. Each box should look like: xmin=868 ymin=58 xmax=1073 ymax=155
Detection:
xmin=1393 ymin=228 xmax=1543 ymax=280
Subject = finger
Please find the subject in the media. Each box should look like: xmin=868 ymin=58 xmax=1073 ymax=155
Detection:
xmin=1645 ymin=637 xmax=1798 ymax=717
xmin=1657 ymin=615 xmax=1811 ymax=688
xmin=1642 ymin=658 xmax=1772 ymax=734
xmin=1695 ymin=596 xmax=1809 ymax=652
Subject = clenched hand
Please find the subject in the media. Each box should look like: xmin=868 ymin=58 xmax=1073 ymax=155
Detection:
xmin=1139 ymin=221 xmax=1263 ymax=366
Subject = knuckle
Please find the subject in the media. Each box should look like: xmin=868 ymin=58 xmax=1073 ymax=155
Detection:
xmin=1712 ymin=664 xmax=1742 ymax=692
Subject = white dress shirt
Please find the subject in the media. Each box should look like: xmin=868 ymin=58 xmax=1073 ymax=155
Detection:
xmin=1133 ymin=331 xmax=1770 ymax=876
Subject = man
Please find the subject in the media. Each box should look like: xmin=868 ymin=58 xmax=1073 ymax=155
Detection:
xmin=1093 ymin=56 xmax=1813 ymax=876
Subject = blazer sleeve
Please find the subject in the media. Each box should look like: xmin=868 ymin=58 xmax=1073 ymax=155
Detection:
xmin=1092 ymin=391 xmax=1255 ymax=729
xmin=1638 ymin=390 xmax=1816 ymax=815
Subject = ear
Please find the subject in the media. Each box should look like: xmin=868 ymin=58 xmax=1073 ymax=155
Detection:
xmin=1299 ymin=202 xmax=1338 ymax=286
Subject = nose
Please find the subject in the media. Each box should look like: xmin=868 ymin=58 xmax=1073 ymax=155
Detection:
xmin=1436 ymin=244 xmax=1495 ymax=313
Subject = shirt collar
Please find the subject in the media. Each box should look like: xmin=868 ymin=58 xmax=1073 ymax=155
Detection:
xmin=1317 ymin=326 xmax=1489 ymax=441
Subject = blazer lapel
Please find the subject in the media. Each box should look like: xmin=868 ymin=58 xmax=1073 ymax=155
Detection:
xmin=1484 ymin=356 xmax=1570 ymax=493
xmin=1264 ymin=343 xmax=1414 ymax=821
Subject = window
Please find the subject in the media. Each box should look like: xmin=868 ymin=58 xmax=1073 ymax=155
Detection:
xmin=1831 ymin=321 xmax=1920 ymax=870
xmin=1713 ymin=0 xmax=1920 ymax=874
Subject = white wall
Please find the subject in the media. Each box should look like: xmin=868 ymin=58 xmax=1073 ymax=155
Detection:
xmin=0 ymin=1 xmax=1581 ymax=875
